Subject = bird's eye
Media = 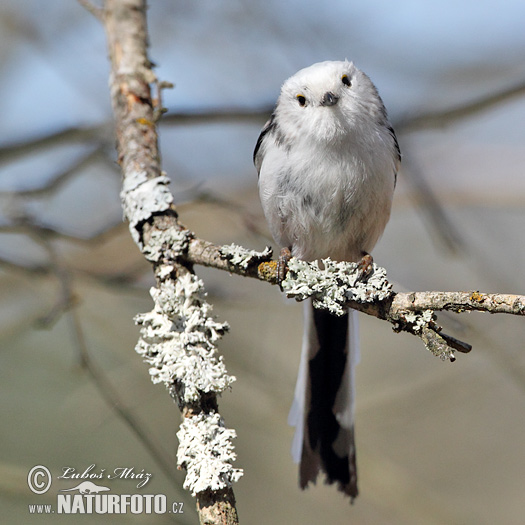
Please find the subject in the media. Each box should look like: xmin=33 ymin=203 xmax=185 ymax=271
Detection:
xmin=341 ymin=74 xmax=352 ymax=87
xmin=296 ymin=94 xmax=306 ymax=106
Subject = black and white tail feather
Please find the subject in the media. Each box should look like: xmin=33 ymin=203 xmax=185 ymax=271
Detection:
xmin=254 ymin=60 xmax=400 ymax=500
xmin=289 ymin=303 xmax=360 ymax=499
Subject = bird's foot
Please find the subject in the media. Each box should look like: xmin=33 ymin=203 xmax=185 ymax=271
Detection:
xmin=277 ymin=247 xmax=292 ymax=290
xmin=356 ymin=253 xmax=373 ymax=281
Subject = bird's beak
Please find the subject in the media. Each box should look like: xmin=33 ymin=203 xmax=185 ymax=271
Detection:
xmin=321 ymin=92 xmax=339 ymax=107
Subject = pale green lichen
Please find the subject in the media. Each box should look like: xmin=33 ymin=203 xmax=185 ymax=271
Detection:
xmin=404 ymin=309 xmax=434 ymax=333
xmin=281 ymin=257 xmax=393 ymax=316
xmin=143 ymin=228 xmax=192 ymax=263
xmin=219 ymin=244 xmax=273 ymax=270
xmin=135 ymin=272 xmax=241 ymax=496
xmin=420 ymin=327 xmax=455 ymax=362
xmin=176 ymin=412 xmax=243 ymax=496
xmin=120 ymin=171 xmax=173 ymax=247
xmin=135 ymin=272 xmax=234 ymax=402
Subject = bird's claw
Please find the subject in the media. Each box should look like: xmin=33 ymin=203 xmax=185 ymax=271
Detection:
xmin=277 ymin=247 xmax=292 ymax=290
xmin=356 ymin=253 xmax=373 ymax=281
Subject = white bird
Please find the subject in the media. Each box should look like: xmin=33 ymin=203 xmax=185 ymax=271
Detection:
xmin=254 ymin=60 xmax=400 ymax=500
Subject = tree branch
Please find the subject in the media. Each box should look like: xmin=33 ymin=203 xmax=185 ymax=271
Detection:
xmin=100 ymin=0 xmax=240 ymax=523
xmin=182 ymin=238 xmax=525 ymax=361
xmin=187 ymin=237 xmax=525 ymax=316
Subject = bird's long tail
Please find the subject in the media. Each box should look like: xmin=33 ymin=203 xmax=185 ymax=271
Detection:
xmin=288 ymin=300 xmax=359 ymax=500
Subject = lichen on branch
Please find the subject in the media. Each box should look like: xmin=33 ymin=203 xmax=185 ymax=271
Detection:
xmin=134 ymin=269 xmax=242 ymax=497
xmin=135 ymin=272 xmax=235 ymax=403
xmin=281 ymin=257 xmax=393 ymax=316
xmin=177 ymin=412 xmax=243 ymax=497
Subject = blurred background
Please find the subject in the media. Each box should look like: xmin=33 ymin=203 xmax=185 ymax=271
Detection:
xmin=1 ymin=1 xmax=525 ymax=523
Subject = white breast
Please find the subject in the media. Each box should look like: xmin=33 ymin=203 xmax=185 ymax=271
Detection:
xmin=258 ymin=132 xmax=395 ymax=263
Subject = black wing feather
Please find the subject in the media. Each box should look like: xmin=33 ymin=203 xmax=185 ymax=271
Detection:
xmin=387 ymin=125 xmax=401 ymax=187
xmin=253 ymin=112 xmax=277 ymax=174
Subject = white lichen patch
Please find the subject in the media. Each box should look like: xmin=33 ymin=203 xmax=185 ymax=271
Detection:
xmin=135 ymin=272 xmax=235 ymax=402
xmin=404 ymin=309 xmax=434 ymax=333
xmin=220 ymin=244 xmax=273 ymax=270
xmin=120 ymin=170 xmax=173 ymax=246
xmin=143 ymin=228 xmax=192 ymax=263
xmin=177 ymin=412 xmax=243 ymax=496
xmin=281 ymin=257 xmax=393 ymax=316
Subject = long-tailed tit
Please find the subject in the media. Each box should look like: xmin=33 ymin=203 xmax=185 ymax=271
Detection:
xmin=254 ymin=60 xmax=400 ymax=500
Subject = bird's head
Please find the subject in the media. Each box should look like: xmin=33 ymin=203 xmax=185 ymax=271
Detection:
xmin=276 ymin=60 xmax=387 ymax=144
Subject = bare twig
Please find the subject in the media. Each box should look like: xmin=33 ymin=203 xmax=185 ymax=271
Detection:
xmin=400 ymin=156 xmax=465 ymax=254
xmin=390 ymin=290 xmax=525 ymax=316
xmin=0 ymin=255 xmax=50 ymax=277
xmin=78 ymin=0 xmax=104 ymax=20
xmin=161 ymin=105 xmax=272 ymax=127
xmin=0 ymin=146 xmax=108 ymax=198
xmin=397 ymin=79 xmax=525 ymax=132
xmin=0 ymin=217 xmax=125 ymax=244
xmin=0 ymin=124 xmax=109 ymax=166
